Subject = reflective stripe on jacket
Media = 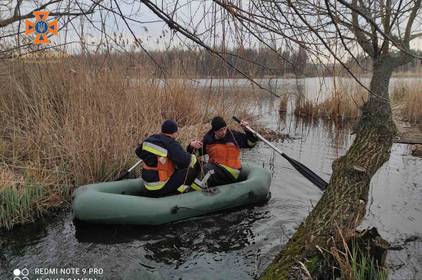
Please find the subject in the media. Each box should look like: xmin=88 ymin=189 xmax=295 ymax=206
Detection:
xmin=142 ymin=141 xmax=175 ymax=190
xmin=136 ymin=134 xmax=195 ymax=192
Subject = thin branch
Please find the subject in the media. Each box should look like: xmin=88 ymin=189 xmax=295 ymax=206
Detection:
xmin=324 ymin=0 xmax=363 ymax=68
xmin=140 ymin=0 xmax=280 ymax=97
xmin=0 ymin=0 xmax=99 ymax=28
xmin=112 ymin=0 xmax=167 ymax=78
xmin=286 ymin=0 xmax=387 ymax=102
xmin=351 ymin=0 xmax=375 ymax=56
xmin=338 ymin=0 xmax=422 ymax=59
xmin=404 ymin=0 xmax=422 ymax=47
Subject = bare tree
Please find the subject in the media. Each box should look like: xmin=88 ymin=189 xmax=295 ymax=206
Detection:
xmin=209 ymin=1 xmax=421 ymax=278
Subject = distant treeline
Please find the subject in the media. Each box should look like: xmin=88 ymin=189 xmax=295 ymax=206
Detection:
xmin=127 ymin=47 xmax=317 ymax=78
xmin=127 ymin=48 xmax=422 ymax=78
xmin=345 ymin=51 xmax=422 ymax=74
xmin=30 ymin=47 xmax=421 ymax=78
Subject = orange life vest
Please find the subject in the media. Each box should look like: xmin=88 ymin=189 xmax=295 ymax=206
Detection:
xmin=141 ymin=141 xmax=175 ymax=188
xmin=143 ymin=158 xmax=175 ymax=182
xmin=207 ymin=143 xmax=241 ymax=169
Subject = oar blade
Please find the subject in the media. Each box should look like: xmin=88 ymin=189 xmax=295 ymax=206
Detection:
xmin=283 ymin=155 xmax=328 ymax=191
xmin=232 ymin=115 xmax=329 ymax=191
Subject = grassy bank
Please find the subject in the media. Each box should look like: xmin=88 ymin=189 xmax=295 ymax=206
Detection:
xmin=0 ymin=58 xmax=254 ymax=229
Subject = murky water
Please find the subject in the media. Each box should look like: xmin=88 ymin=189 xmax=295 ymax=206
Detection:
xmin=1 ymin=80 xmax=421 ymax=280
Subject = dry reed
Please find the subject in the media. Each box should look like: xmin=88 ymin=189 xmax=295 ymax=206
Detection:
xmin=279 ymin=94 xmax=289 ymax=113
xmin=0 ymin=57 xmax=253 ymax=229
xmin=391 ymin=82 xmax=422 ymax=124
xmin=294 ymin=81 xmax=368 ymax=122
xmin=294 ymin=79 xmax=422 ymax=125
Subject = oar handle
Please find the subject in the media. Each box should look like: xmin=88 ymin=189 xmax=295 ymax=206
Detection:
xmin=128 ymin=159 xmax=143 ymax=172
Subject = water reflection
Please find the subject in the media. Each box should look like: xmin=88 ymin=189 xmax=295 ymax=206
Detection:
xmin=0 ymin=216 xmax=49 ymax=255
xmin=74 ymin=206 xmax=270 ymax=266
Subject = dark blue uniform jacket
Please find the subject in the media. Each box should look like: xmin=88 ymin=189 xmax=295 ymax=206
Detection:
xmin=187 ymin=129 xmax=258 ymax=155
xmin=136 ymin=134 xmax=191 ymax=182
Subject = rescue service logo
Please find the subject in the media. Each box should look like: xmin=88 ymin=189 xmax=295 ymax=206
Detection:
xmin=25 ymin=11 xmax=58 ymax=45
xmin=12 ymin=268 xmax=29 ymax=280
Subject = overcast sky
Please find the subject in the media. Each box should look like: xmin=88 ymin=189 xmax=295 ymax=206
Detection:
xmin=1 ymin=1 xmax=421 ymax=57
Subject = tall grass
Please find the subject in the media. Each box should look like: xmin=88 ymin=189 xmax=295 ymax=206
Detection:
xmin=391 ymin=82 xmax=422 ymax=124
xmin=0 ymin=57 xmax=252 ymax=229
xmin=294 ymin=80 xmax=368 ymax=122
xmin=294 ymin=79 xmax=422 ymax=125
xmin=0 ymin=166 xmax=46 ymax=229
xmin=330 ymin=239 xmax=388 ymax=280
xmin=307 ymin=227 xmax=389 ymax=280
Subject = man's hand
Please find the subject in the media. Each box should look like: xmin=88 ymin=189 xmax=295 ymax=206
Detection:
xmin=190 ymin=140 xmax=203 ymax=149
xmin=240 ymin=120 xmax=250 ymax=128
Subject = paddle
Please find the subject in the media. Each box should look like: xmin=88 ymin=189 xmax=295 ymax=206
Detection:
xmin=116 ymin=159 xmax=143 ymax=180
xmin=232 ymin=116 xmax=328 ymax=191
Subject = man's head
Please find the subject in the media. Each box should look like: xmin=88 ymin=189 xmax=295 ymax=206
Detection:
xmin=161 ymin=119 xmax=178 ymax=138
xmin=211 ymin=116 xmax=227 ymax=139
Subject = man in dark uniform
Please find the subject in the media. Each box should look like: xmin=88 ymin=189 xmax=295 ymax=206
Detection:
xmin=187 ymin=116 xmax=258 ymax=190
xmin=135 ymin=120 xmax=199 ymax=197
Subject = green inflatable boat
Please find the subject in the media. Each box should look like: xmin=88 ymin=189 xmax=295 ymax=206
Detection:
xmin=72 ymin=163 xmax=271 ymax=225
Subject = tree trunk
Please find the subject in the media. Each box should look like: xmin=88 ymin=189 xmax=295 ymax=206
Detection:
xmin=260 ymin=58 xmax=396 ymax=279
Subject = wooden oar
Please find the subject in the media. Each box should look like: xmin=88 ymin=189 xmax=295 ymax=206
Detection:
xmin=116 ymin=159 xmax=143 ymax=180
xmin=233 ymin=116 xmax=328 ymax=191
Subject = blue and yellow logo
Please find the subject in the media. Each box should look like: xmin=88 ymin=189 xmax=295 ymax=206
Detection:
xmin=25 ymin=11 xmax=58 ymax=45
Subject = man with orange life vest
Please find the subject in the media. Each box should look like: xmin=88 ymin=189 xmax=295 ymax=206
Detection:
xmin=135 ymin=120 xmax=199 ymax=197
xmin=187 ymin=116 xmax=258 ymax=190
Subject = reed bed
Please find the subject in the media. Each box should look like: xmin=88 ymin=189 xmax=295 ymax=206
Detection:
xmin=294 ymin=81 xmax=368 ymax=122
xmin=391 ymin=82 xmax=422 ymax=124
xmin=0 ymin=166 xmax=46 ymax=229
xmin=294 ymin=79 xmax=422 ymax=125
xmin=278 ymin=94 xmax=289 ymax=113
xmin=0 ymin=58 xmax=253 ymax=229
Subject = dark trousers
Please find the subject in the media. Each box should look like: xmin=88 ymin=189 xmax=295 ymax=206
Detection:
xmin=197 ymin=163 xmax=238 ymax=188
xmin=147 ymin=163 xmax=200 ymax=197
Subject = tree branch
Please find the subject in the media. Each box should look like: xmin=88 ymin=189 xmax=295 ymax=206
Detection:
xmin=410 ymin=31 xmax=422 ymax=40
xmin=0 ymin=0 xmax=61 ymax=28
xmin=286 ymin=0 xmax=387 ymax=102
xmin=351 ymin=0 xmax=375 ymax=57
xmin=0 ymin=0 xmax=99 ymax=28
xmin=140 ymin=0 xmax=280 ymax=97
xmin=404 ymin=0 xmax=422 ymax=47
xmin=323 ymin=0 xmax=363 ymax=69
xmin=338 ymin=0 xmax=422 ymax=59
